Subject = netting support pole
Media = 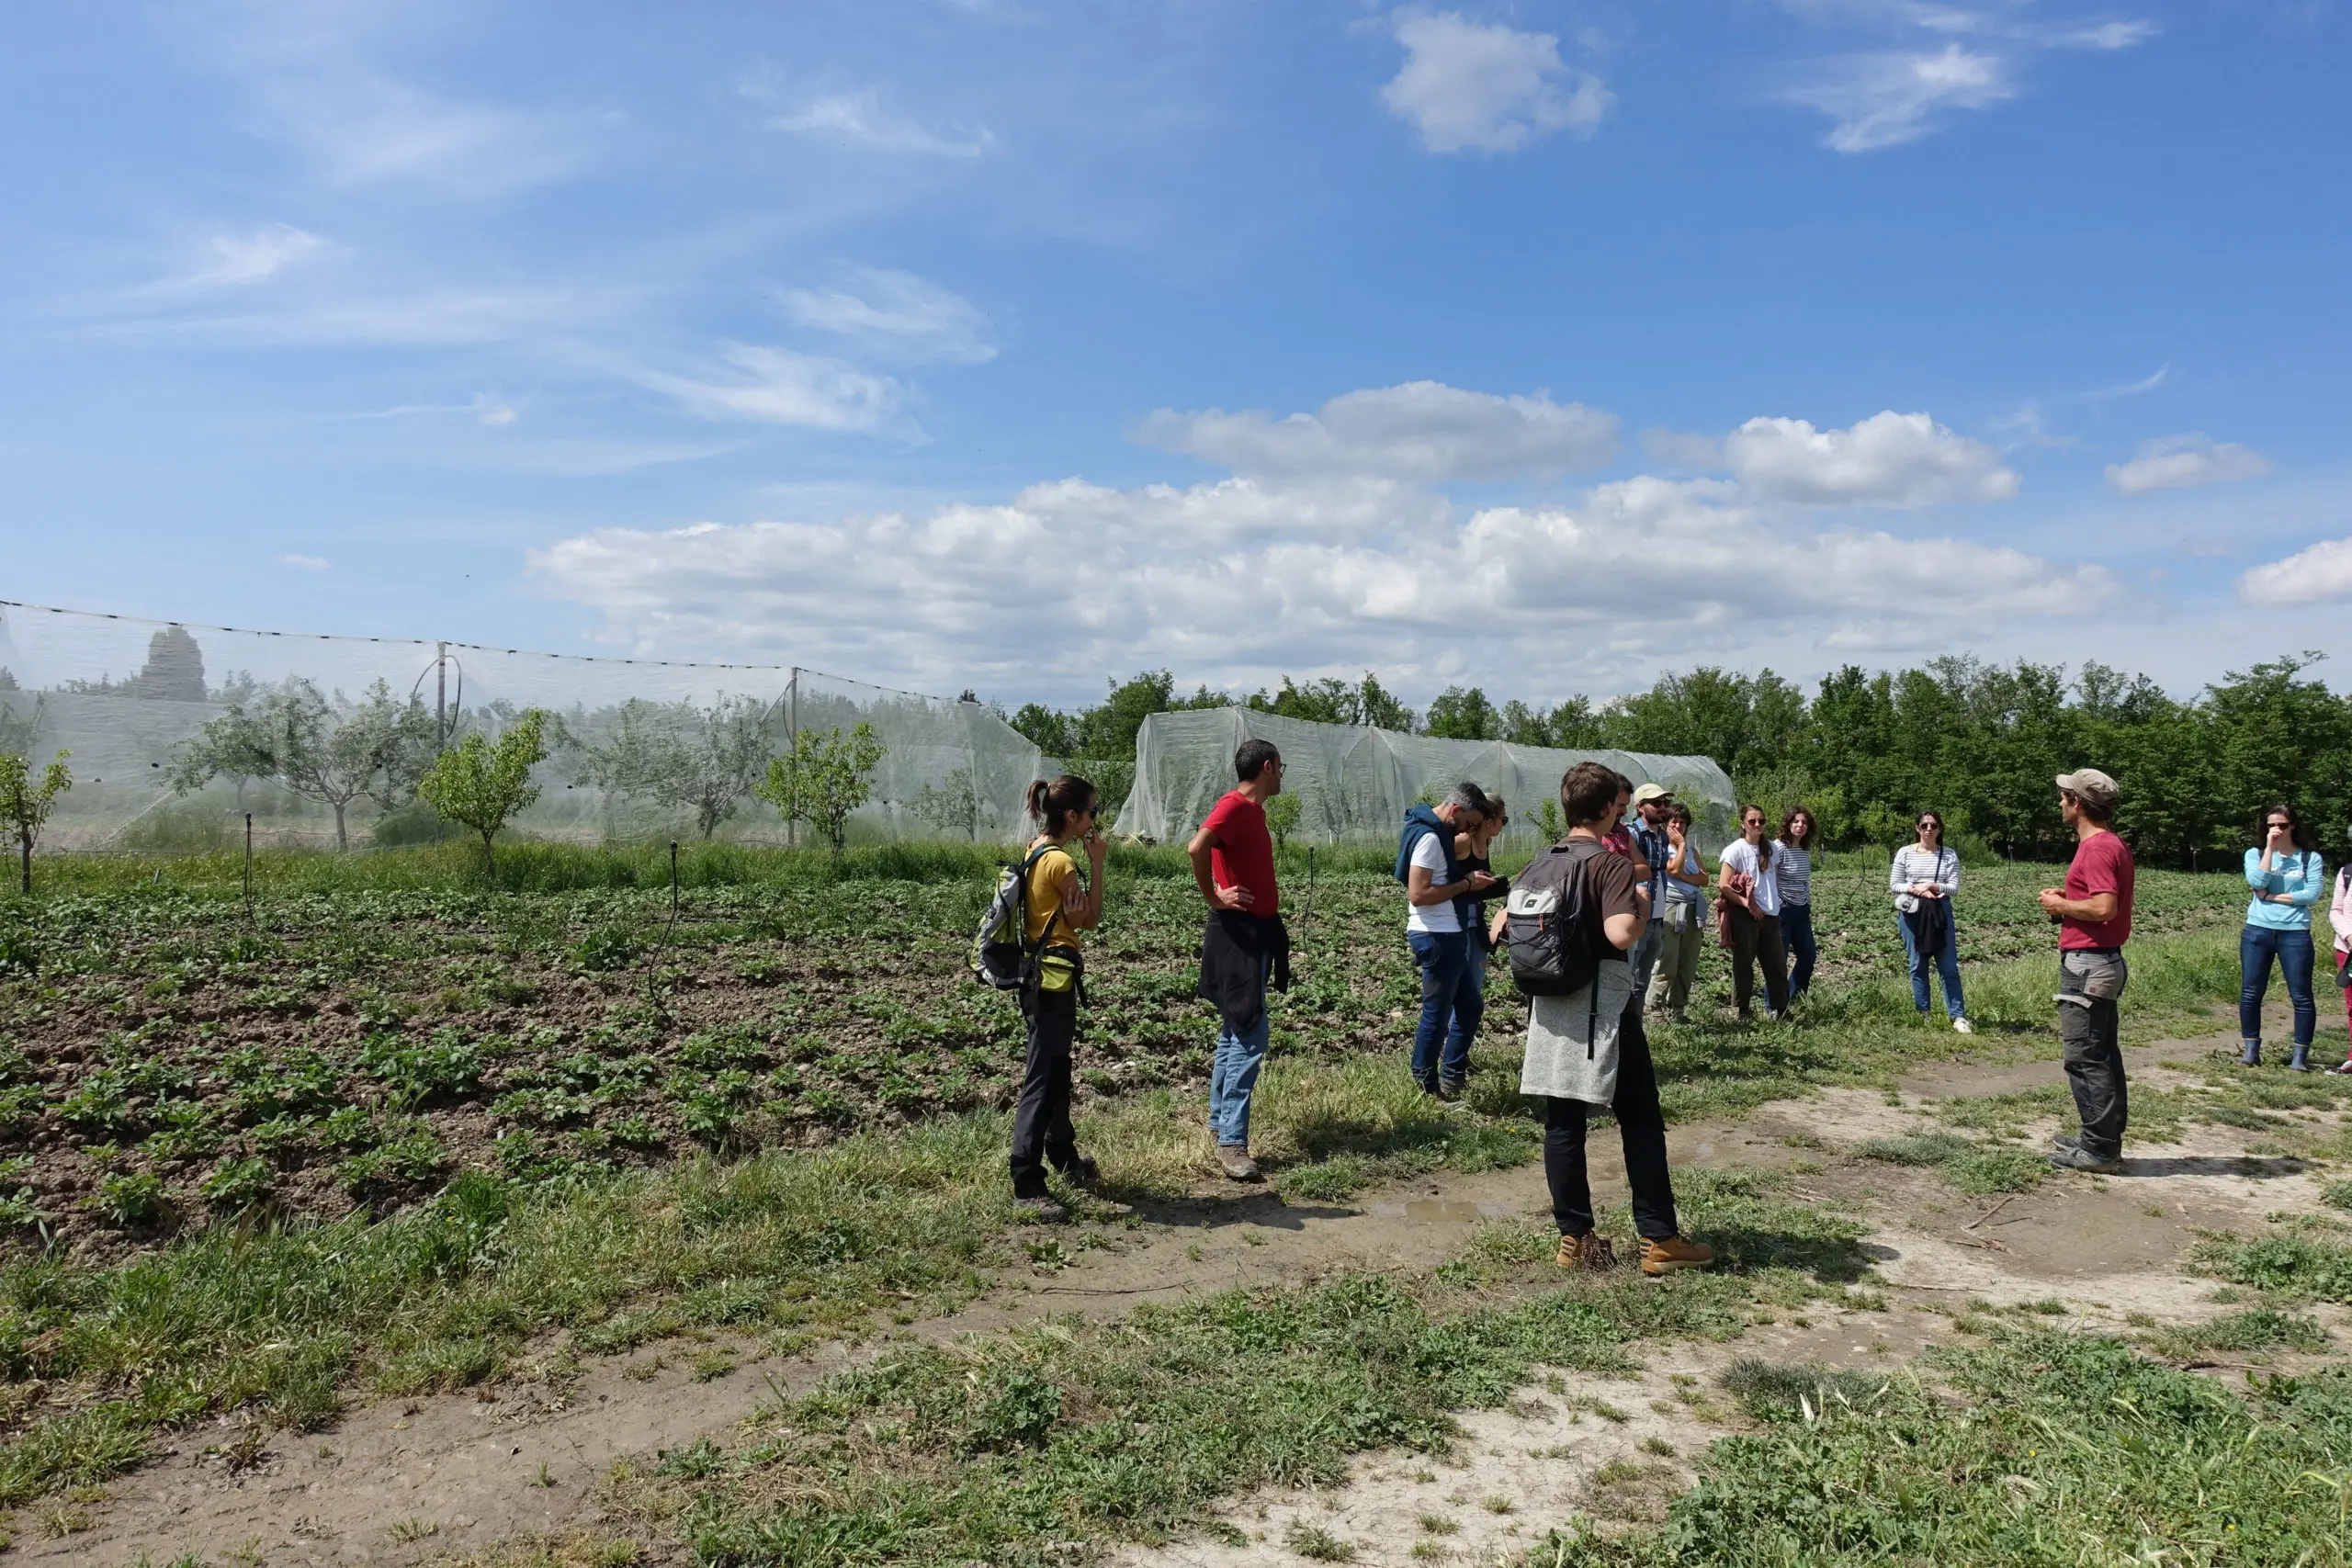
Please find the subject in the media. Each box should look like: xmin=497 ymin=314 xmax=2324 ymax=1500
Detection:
xmin=786 ymin=668 xmax=798 ymax=849
xmin=243 ymin=814 xmax=253 ymax=906
xmin=435 ymin=642 xmax=448 ymax=750
xmin=670 ymin=840 xmax=680 ymax=919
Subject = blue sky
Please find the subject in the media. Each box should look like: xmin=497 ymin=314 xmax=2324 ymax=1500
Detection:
xmin=3 ymin=0 xmax=2347 ymax=708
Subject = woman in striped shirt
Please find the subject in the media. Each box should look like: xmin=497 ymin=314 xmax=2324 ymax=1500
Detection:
xmin=1891 ymin=811 xmax=1971 ymax=1034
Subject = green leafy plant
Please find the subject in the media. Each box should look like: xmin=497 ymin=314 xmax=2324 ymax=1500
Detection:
xmin=92 ymin=1171 xmax=173 ymax=1231
xmin=0 ymin=750 xmax=71 ymax=895
xmin=756 ymin=723 xmax=886 ymax=854
xmin=569 ymin=926 xmax=642 ymax=974
xmin=418 ymin=710 xmax=549 ymax=874
xmin=1265 ymin=790 xmax=1302 ymax=851
xmin=199 ymin=1156 xmax=274 ymax=1213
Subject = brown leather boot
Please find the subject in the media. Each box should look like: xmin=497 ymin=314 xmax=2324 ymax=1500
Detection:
xmin=1638 ymin=1235 xmax=1716 ymax=1275
xmin=1555 ymin=1232 xmax=1617 ymax=1271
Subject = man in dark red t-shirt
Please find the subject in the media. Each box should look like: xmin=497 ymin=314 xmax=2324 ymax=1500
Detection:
xmin=1189 ymin=739 xmax=1284 ymax=1181
xmin=2039 ymin=768 xmax=2135 ymax=1172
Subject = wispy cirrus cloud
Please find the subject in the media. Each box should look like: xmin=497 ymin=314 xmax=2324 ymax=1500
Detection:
xmin=759 ymin=85 xmax=992 ymax=157
xmin=1779 ymin=1 xmax=2156 ymax=152
xmin=187 ymin=1 xmax=595 ymax=196
xmin=781 ymin=269 xmax=998 ymax=365
xmin=634 ymin=344 xmax=912 ymax=434
xmin=153 ymin=223 xmax=324 ymax=291
xmin=1785 ymin=44 xmax=2016 ymax=152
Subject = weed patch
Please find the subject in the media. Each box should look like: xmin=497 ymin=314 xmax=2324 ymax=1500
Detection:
xmin=1537 ymin=1328 xmax=2352 ymax=1565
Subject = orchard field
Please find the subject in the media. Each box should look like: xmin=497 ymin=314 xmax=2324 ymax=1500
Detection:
xmin=0 ymin=842 xmax=2252 ymax=1253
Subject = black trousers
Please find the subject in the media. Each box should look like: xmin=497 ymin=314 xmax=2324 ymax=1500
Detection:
xmin=1542 ymin=1006 xmax=1680 ymax=1242
xmin=1010 ymin=986 xmax=1081 ymax=1198
xmin=1727 ymin=905 xmax=1790 ymax=1016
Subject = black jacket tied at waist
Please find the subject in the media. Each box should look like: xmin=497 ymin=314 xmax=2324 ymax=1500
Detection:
xmin=1198 ymin=910 xmax=1291 ymax=1035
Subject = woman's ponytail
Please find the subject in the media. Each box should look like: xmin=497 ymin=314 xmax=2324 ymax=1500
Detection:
xmin=1027 ymin=773 xmax=1097 ymax=838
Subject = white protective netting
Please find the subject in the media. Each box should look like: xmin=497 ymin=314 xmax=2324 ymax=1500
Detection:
xmin=1121 ymin=708 xmax=1739 ymax=852
xmin=0 ymin=603 xmax=1047 ymax=852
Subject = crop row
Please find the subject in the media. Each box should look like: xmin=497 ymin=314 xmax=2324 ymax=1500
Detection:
xmin=0 ymin=859 xmax=2247 ymax=1251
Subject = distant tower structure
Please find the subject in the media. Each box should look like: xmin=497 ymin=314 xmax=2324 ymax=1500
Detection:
xmin=134 ymin=626 xmax=208 ymax=703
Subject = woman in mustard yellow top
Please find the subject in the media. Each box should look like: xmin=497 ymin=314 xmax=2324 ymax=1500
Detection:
xmin=1012 ymin=773 xmax=1106 ymax=1222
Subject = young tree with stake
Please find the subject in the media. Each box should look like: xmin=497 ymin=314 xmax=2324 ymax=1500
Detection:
xmin=418 ymin=711 xmax=549 ymax=875
xmin=757 ymin=724 xmax=886 ymax=853
xmin=0 ymin=750 xmax=71 ymax=896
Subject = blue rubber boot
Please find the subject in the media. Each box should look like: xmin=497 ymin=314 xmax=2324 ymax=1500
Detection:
xmin=2240 ymin=1040 xmax=2262 ymax=1066
xmin=2290 ymin=1045 xmax=2312 ymax=1073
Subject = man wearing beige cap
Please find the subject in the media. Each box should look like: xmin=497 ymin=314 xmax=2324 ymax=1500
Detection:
xmin=2039 ymin=769 xmax=2134 ymax=1173
xmin=1626 ymin=783 xmax=1675 ymax=1001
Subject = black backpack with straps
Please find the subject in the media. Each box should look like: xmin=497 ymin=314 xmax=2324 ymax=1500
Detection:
xmin=1503 ymin=839 xmax=1611 ymax=998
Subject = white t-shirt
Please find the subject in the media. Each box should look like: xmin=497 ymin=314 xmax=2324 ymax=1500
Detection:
xmin=1720 ymin=839 xmax=1782 ymax=917
xmin=1405 ymin=830 xmax=1461 ymax=934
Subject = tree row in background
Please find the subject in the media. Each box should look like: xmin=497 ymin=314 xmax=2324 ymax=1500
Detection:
xmin=1007 ymin=654 xmax=2352 ymax=867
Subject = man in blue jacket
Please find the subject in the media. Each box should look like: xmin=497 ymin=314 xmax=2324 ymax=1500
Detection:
xmin=1398 ymin=783 xmax=1498 ymax=1098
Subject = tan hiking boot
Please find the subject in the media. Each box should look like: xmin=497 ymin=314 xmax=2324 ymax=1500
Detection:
xmin=1555 ymin=1232 xmax=1617 ymax=1271
xmin=1216 ymin=1145 xmax=1261 ymax=1182
xmin=1638 ymin=1235 xmax=1715 ymax=1275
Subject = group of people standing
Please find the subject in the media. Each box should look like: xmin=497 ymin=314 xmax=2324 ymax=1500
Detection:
xmin=1000 ymin=742 xmax=2352 ymax=1241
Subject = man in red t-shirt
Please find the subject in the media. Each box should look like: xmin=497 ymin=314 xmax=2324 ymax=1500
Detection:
xmin=2038 ymin=768 xmax=2135 ymax=1173
xmin=1189 ymin=739 xmax=1284 ymax=1181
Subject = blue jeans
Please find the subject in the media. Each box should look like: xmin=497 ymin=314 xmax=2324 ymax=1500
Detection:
xmin=1899 ymin=908 xmax=1966 ymax=1020
xmin=1407 ymin=929 xmax=1483 ymax=1085
xmin=2241 ymin=925 xmax=2316 ymax=1047
xmin=1781 ymin=903 xmax=1817 ymax=1000
xmin=1208 ymin=956 xmax=1270 ymax=1146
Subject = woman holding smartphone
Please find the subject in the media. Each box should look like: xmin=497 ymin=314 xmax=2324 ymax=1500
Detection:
xmin=1010 ymin=773 xmax=1107 ymax=1222
xmin=2240 ymin=803 xmax=2324 ymax=1070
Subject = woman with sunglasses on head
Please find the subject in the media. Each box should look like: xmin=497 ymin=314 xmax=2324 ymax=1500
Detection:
xmin=1009 ymin=774 xmax=1107 ymax=1222
xmin=2240 ymin=803 xmax=2324 ymax=1070
xmin=1891 ymin=810 xmax=1971 ymax=1033
xmin=1717 ymin=805 xmax=1791 ymax=1021
xmin=1777 ymin=807 xmax=1821 ymax=1008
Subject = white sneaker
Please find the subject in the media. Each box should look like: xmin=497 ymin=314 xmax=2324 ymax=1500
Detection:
xmin=1952 ymin=1018 xmax=1974 ymax=1034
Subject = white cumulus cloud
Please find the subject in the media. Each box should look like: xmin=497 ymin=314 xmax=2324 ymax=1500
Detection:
xmin=529 ymin=466 xmax=2111 ymax=695
xmin=1136 ymin=381 xmax=1619 ymax=482
xmin=1382 ymin=12 xmax=1612 ymax=154
xmin=1724 ymin=411 xmax=2019 ymax=506
xmin=781 ymin=269 xmax=997 ymax=365
xmin=2104 ymin=434 xmax=2270 ymax=496
xmin=2240 ymin=537 xmax=2352 ymax=608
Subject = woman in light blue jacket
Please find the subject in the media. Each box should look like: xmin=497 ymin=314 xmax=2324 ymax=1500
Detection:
xmin=2241 ymin=802 xmax=2324 ymax=1070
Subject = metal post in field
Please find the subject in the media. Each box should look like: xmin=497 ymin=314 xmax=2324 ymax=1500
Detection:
xmin=670 ymin=840 xmax=680 ymax=919
xmin=243 ymin=813 xmax=253 ymax=904
xmin=786 ymin=668 xmax=798 ymax=849
xmin=435 ymin=641 xmax=448 ymax=749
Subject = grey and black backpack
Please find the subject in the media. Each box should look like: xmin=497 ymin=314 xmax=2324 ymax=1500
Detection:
xmin=970 ymin=847 xmax=1061 ymax=992
xmin=1504 ymin=840 xmax=1610 ymax=998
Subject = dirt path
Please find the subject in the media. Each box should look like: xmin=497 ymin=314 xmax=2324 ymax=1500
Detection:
xmin=1119 ymin=1035 xmax=2349 ymax=1568
xmin=27 ymin=1026 xmax=2331 ymax=1567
